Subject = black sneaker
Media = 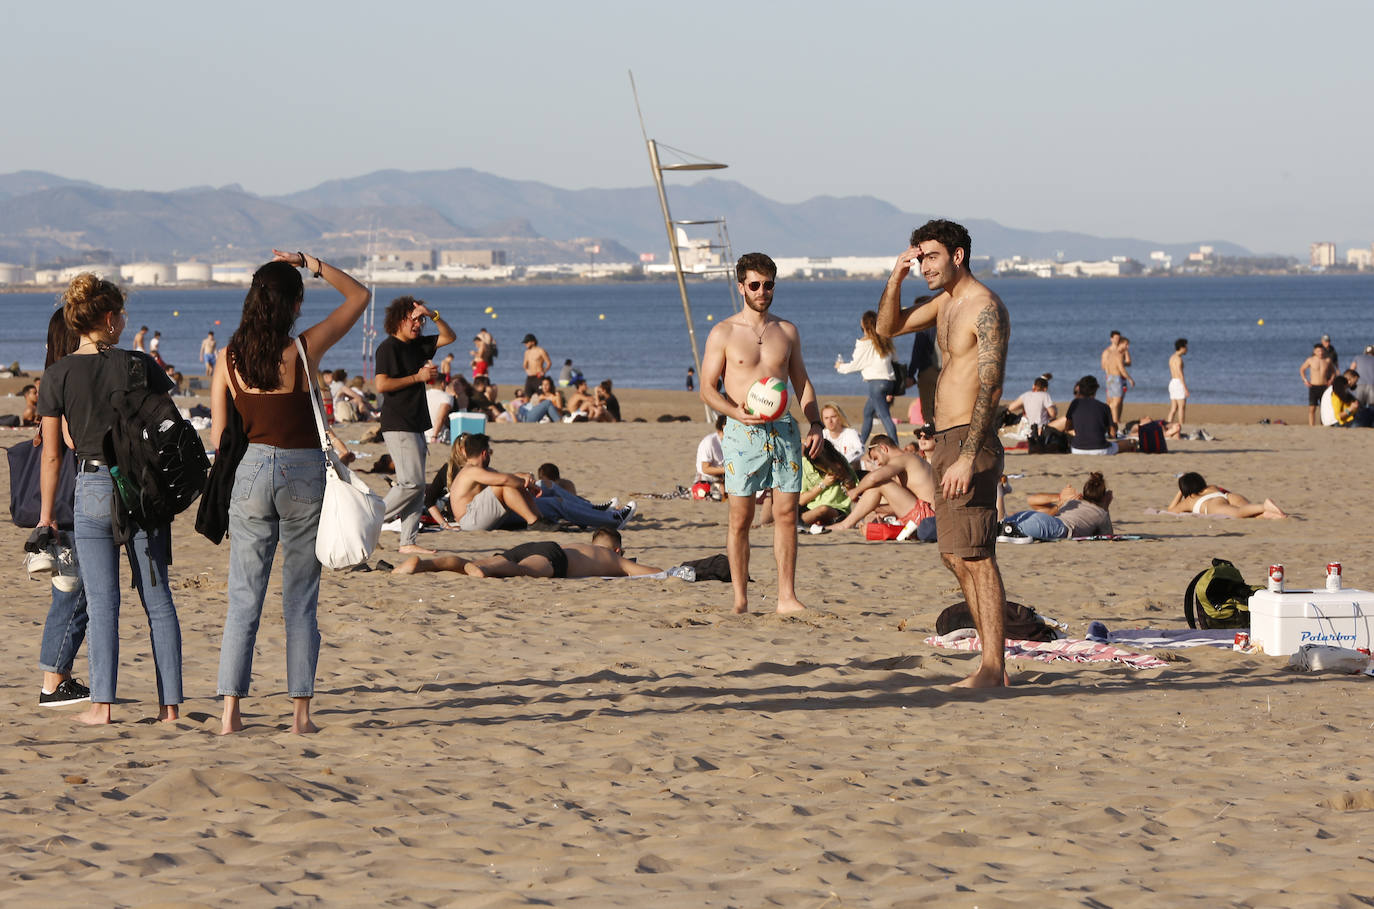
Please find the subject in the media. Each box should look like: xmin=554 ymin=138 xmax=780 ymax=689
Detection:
xmin=39 ymin=678 xmax=91 ymax=707
xmin=996 ymin=521 xmax=1034 ymax=544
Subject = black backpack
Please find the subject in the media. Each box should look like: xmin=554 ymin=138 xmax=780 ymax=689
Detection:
xmin=1027 ymin=424 xmax=1070 ymax=454
xmin=100 ymin=351 xmax=210 ymax=542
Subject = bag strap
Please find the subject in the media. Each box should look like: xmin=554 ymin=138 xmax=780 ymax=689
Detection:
xmin=294 ymin=337 xmax=331 ymax=455
xmin=1183 ymin=567 xmax=1210 ymax=629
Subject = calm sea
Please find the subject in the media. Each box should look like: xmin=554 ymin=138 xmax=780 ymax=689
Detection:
xmin=3 ymin=274 xmax=1371 ymax=405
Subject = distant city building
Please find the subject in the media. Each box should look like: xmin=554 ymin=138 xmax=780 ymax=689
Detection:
xmin=1198 ymin=245 xmax=1214 ymax=257
xmin=1346 ymin=247 xmax=1373 ymax=270
xmin=1149 ymin=251 xmax=1173 ymax=269
xmin=1310 ymin=242 xmax=1336 ymax=267
xmin=438 ymin=249 xmax=507 ymax=267
xmin=0 ymin=263 xmax=23 ymax=284
xmin=371 ymin=249 xmax=435 ymax=270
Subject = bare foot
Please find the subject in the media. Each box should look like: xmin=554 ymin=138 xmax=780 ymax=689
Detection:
xmin=733 ymin=600 xmax=749 ymax=614
xmin=158 ymin=705 xmax=179 ymax=723
xmin=219 ymin=696 xmax=242 ymax=735
xmin=951 ymin=667 xmax=1010 ymax=689
xmin=1262 ymin=498 xmax=1289 ymax=519
xmin=398 ymin=544 xmax=437 ymax=555
xmin=462 ymin=561 xmax=486 ymax=578
xmin=392 ymin=556 xmax=421 ymax=575
xmin=775 ymin=596 xmax=806 ymax=614
xmin=292 ymin=698 xmax=317 ymax=734
xmin=77 ymin=704 xmax=112 ymax=725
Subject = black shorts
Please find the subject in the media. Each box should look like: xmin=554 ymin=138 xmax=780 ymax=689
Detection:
xmin=498 ymin=540 xmax=568 ymax=578
xmin=1309 ymin=384 xmax=1325 ymax=407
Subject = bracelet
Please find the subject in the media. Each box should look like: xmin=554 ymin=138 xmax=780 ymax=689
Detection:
xmin=312 ymin=257 xmax=323 ymax=279
xmin=430 ymin=310 xmax=440 ymax=321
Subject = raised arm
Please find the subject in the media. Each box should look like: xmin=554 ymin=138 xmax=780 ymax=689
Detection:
xmin=285 ymin=250 xmax=371 ymax=362
xmin=877 ymin=248 xmax=943 ymax=337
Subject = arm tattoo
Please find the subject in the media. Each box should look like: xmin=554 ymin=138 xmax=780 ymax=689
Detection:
xmin=963 ymin=301 xmax=1009 ymax=455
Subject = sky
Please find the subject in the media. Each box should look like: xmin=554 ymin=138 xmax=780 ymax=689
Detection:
xmin=2 ymin=0 xmax=1371 ymax=256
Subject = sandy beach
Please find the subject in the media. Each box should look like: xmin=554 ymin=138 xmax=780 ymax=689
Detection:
xmin=1 ymin=387 xmax=1370 ymax=906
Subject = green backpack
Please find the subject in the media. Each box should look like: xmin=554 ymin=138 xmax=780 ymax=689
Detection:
xmin=1183 ymin=558 xmax=1264 ymax=629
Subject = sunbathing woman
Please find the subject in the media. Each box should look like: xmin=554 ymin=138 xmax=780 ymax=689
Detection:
xmin=1167 ymin=471 xmax=1287 ymax=519
xmin=999 ymin=471 xmax=1114 ymax=541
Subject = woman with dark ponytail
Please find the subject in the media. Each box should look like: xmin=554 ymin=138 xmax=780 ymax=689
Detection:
xmin=210 ymin=250 xmax=369 ymax=735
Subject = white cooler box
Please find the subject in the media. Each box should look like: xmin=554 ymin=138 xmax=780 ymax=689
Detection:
xmin=1248 ymin=588 xmax=1374 ymax=656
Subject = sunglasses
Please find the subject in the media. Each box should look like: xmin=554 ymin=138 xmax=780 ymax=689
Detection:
xmin=745 ymin=280 xmax=775 ymax=292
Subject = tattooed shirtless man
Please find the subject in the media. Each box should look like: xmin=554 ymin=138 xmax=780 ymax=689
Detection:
xmin=876 ymin=220 xmax=1012 ymax=689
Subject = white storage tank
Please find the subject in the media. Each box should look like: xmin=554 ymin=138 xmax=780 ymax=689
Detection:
xmin=212 ymin=261 xmax=256 ymax=284
xmin=121 ymin=262 xmax=175 ymax=286
xmin=0 ymin=263 xmax=23 ymax=284
xmin=176 ymin=261 xmax=212 ymax=283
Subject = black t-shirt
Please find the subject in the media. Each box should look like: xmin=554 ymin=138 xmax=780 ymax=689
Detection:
xmin=375 ymin=334 xmax=438 ymax=433
xmin=37 ymin=349 xmax=176 ymax=460
xmin=1066 ymin=396 xmax=1112 ymax=450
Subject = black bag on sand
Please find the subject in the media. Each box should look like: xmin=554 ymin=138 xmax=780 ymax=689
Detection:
xmin=1184 ymin=558 xmax=1261 ymax=629
xmin=679 ymin=554 xmax=734 ymax=582
xmin=935 ymin=600 xmax=1058 ymax=642
xmin=1027 ymin=424 xmax=1069 ymax=454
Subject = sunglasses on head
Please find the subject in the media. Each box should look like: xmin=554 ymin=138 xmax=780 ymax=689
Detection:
xmin=746 ymin=280 xmax=775 ymax=292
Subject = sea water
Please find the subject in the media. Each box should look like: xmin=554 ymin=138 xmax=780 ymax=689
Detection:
xmin=2 ymin=274 xmax=1370 ymax=405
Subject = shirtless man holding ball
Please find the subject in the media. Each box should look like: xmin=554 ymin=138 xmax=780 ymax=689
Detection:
xmin=700 ymin=253 xmax=823 ymax=614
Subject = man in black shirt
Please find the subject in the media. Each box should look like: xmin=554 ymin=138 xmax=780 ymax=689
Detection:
xmin=1065 ymin=375 xmax=1136 ymax=454
xmin=374 ymin=295 xmax=457 ymax=554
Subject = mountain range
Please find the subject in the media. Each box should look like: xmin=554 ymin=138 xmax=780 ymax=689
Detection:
xmin=0 ymin=168 xmax=1252 ymax=267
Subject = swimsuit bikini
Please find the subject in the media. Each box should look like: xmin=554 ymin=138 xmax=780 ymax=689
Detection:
xmin=1192 ymin=491 xmax=1228 ymax=514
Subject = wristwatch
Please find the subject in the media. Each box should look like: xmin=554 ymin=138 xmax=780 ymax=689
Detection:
xmin=430 ymin=310 xmax=442 ymax=321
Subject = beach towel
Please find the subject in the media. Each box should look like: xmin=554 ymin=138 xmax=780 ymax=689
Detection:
xmin=1068 ymin=533 xmax=1149 ymax=541
xmin=924 ymin=632 xmax=1171 ymax=670
xmin=1094 ymin=628 xmax=1236 ymax=650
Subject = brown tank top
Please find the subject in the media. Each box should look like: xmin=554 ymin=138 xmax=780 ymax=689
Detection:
xmin=228 ymin=338 xmax=322 ymax=450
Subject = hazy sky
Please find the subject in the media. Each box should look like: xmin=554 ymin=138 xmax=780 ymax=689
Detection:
xmin=3 ymin=1 xmax=1370 ymax=256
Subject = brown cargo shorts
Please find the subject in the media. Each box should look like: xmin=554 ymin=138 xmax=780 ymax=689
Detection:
xmin=930 ymin=423 xmax=1005 ymax=559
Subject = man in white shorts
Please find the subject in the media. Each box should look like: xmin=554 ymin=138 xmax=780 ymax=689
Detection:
xmin=1167 ymin=338 xmax=1189 ymax=428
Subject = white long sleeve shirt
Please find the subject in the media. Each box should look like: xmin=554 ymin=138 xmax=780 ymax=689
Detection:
xmin=835 ymin=338 xmax=895 ymax=382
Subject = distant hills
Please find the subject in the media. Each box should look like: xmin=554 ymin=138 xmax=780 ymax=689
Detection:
xmin=0 ymin=167 xmax=1252 ymax=267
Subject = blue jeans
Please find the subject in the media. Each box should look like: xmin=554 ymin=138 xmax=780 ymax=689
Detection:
xmin=534 ymin=483 xmax=619 ymax=528
xmin=38 ymin=580 xmax=88 ymax=675
xmin=860 ymin=379 xmax=898 ymax=442
xmin=74 ymin=468 xmax=181 ymax=705
xmin=219 ymin=445 xmax=325 ymax=699
xmin=382 ymin=431 xmax=426 ymax=547
xmin=519 ymin=400 xmax=559 ymax=423
xmin=1007 ymin=510 xmax=1068 ymax=540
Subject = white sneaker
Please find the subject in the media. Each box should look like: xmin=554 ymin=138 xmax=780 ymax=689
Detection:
xmin=25 ymin=549 xmax=54 ymax=578
xmin=51 ymin=544 xmax=81 ymax=593
xmin=381 ymin=519 xmax=403 ymax=533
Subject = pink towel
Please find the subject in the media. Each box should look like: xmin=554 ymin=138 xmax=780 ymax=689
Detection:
xmin=924 ymin=634 xmax=1170 ymax=670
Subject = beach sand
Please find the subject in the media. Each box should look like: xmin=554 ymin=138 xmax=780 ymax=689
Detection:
xmin=1 ymin=388 xmax=1370 ymax=906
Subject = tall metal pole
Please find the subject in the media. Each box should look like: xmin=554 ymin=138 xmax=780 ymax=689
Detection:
xmin=647 ymin=138 xmax=711 ymax=421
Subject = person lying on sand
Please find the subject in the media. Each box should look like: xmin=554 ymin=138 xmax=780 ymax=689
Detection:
xmin=392 ymin=528 xmax=662 ymax=578
xmin=1166 ymin=471 xmax=1287 ymax=518
xmin=997 ymin=471 xmax=1114 ymax=541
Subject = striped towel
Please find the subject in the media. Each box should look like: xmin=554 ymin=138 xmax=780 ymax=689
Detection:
xmin=924 ymin=633 xmax=1170 ymax=669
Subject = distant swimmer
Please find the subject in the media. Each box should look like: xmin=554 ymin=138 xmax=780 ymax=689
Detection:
xmin=877 ymin=219 xmax=1011 ymax=689
xmin=200 ymin=330 xmax=217 ymax=378
xmin=700 ymin=252 xmax=824 ymax=615
xmin=1166 ymin=338 xmax=1189 ymax=428
xmin=1100 ymin=330 xmax=1133 ymax=428
xmin=392 ymin=528 xmax=663 ymax=578
xmin=1300 ymin=341 xmax=1337 ymax=426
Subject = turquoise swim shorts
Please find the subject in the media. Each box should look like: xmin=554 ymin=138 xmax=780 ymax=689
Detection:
xmin=723 ymin=413 xmax=803 ymax=496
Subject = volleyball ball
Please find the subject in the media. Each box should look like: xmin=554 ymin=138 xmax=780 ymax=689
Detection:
xmin=744 ymin=376 xmax=788 ymax=421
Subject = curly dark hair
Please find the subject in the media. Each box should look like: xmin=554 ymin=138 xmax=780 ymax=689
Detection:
xmin=383 ymin=295 xmax=423 ymax=336
xmin=227 ymin=261 xmax=303 ymax=391
xmin=909 ymin=219 xmax=972 ymax=265
xmin=735 ymin=252 xmax=777 ymax=283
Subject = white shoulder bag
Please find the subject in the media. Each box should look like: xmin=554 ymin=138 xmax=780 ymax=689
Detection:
xmin=297 ymin=338 xmax=386 ymax=569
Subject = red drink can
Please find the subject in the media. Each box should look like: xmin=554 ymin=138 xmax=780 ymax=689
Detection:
xmin=1233 ymin=632 xmax=1250 ymax=650
xmin=1326 ymin=562 xmax=1342 ymax=591
xmin=1267 ymin=564 xmax=1284 ymax=592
